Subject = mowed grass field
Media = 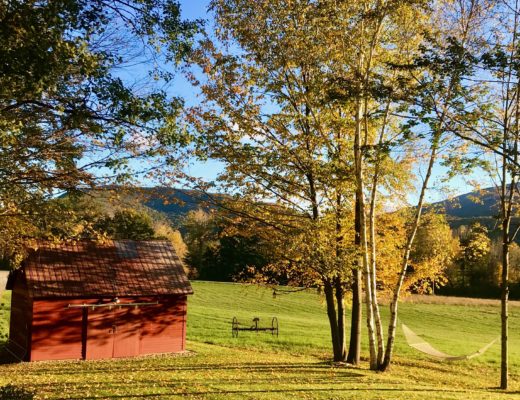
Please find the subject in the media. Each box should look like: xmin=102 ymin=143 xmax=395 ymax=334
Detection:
xmin=1 ymin=282 xmax=520 ymax=399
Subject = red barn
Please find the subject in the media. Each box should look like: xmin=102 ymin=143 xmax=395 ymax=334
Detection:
xmin=6 ymin=240 xmax=193 ymax=361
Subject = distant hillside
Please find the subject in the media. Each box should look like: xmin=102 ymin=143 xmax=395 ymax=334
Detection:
xmin=433 ymin=187 xmax=500 ymax=218
xmin=429 ymin=186 xmax=520 ymax=237
xmin=90 ymin=185 xmax=514 ymax=233
xmin=137 ymin=188 xmax=221 ymax=225
xmin=87 ymin=187 xmax=223 ymax=227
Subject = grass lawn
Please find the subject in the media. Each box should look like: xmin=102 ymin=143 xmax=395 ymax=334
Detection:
xmin=0 ymin=290 xmax=10 ymax=345
xmin=0 ymin=281 xmax=519 ymax=399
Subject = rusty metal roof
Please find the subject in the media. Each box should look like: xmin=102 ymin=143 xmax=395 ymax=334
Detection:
xmin=22 ymin=240 xmax=193 ymax=298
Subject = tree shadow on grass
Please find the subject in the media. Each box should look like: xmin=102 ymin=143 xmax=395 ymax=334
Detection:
xmin=15 ymin=361 xmax=363 ymax=376
xmin=391 ymin=359 xmax=472 ymax=375
xmin=6 ymin=358 xmax=496 ymax=399
xmin=10 ymin=361 xmax=368 ymax=398
xmin=30 ymin=375 xmax=366 ymax=395
xmin=66 ymin=386 xmax=475 ymax=399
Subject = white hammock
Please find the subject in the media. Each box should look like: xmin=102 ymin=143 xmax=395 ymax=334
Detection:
xmin=402 ymin=323 xmax=499 ymax=361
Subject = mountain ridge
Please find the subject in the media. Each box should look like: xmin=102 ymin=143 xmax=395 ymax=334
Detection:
xmin=430 ymin=186 xmax=501 ymax=219
xmin=90 ymin=185 xmax=509 ymax=231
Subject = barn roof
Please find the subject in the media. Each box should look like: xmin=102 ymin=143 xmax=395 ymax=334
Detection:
xmin=18 ymin=240 xmax=193 ymax=298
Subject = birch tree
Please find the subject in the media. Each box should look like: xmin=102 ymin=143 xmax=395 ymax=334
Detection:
xmin=189 ymin=0 xmax=483 ymax=371
xmin=325 ymin=0 xmax=430 ymax=369
xmin=401 ymin=0 xmax=519 ymax=387
xmin=378 ymin=0 xmax=490 ymax=370
xmin=474 ymin=3 xmax=520 ymax=389
xmin=438 ymin=0 xmax=520 ymax=388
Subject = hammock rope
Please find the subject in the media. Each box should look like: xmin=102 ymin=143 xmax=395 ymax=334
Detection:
xmin=401 ymin=323 xmax=499 ymax=361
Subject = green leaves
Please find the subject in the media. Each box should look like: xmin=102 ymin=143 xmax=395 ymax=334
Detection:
xmin=0 ymin=0 xmax=199 ymax=258
xmin=96 ymin=209 xmax=156 ymax=240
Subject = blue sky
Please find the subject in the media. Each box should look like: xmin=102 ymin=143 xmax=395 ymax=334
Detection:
xmin=179 ymin=0 xmax=210 ymax=19
xmin=171 ymin=1 xmax=224 ymax=184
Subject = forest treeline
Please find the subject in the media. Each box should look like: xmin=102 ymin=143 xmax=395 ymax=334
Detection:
xmin=12 ymin=190 xmax=519 ymax=301
xmin=177 ymin=207 xmax=520 ymax=300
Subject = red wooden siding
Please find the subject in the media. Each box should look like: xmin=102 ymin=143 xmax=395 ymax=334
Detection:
xmin=113 ymin=306 xmax=141 ymax=358
xmin=31 ymin=299 xmax=83 ymax=361
xmin=23 ymin=296 xmax=188 ymax=361
xmin=8 ymin=283 xmax=32 ymax=360
xmin=140 ymin=296 xmax=187 ymax=355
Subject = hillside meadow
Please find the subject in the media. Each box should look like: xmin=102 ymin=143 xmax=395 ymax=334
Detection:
xmin=0 ymin=281 xmax=519 ymax=399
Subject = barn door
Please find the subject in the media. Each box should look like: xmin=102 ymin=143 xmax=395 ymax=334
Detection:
xmin=112 ymin=306 xmax=140 ymax=358
xmin=85 ymin=306 xmax=141 ymax=359
xmin=85 ymin=307 xmax=115 ymax=360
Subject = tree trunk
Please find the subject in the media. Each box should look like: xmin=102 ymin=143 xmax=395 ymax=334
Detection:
xmin=369 ymin=226 xmax=384 ymax=366
xmin=347 ymin=267 xmax=362 ymax=364
xmin=347 ymin=198 xmax=362 ymax=365
xmin=501 ymin=222 xmax=509 ymax=390
xmin=500 ymin=149 xmax=512 ymax=389
xmin=368 ymin=94 xmax=392 ymax=368
xmin=324 ymin=280 xmax=343 ymax=362
xmin=334 ymin=277 xmax=347 ymax=361
xmin=380 ymin=135 xmax=440 ymax=371
xmin=333 ymin=194 xmax=347 ymax=362
xmin=354 ymin=97 xmax=377 ymax=369
xmin=369 ymin=164 xmax=384 ymax=366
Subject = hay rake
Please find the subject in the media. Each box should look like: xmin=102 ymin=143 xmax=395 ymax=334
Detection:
xmin=231 ymin=316 xmax=279 ymax=337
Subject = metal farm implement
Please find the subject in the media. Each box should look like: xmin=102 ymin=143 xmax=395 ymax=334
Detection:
xmin=231 ymin=316 xmax=279 ymax=337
